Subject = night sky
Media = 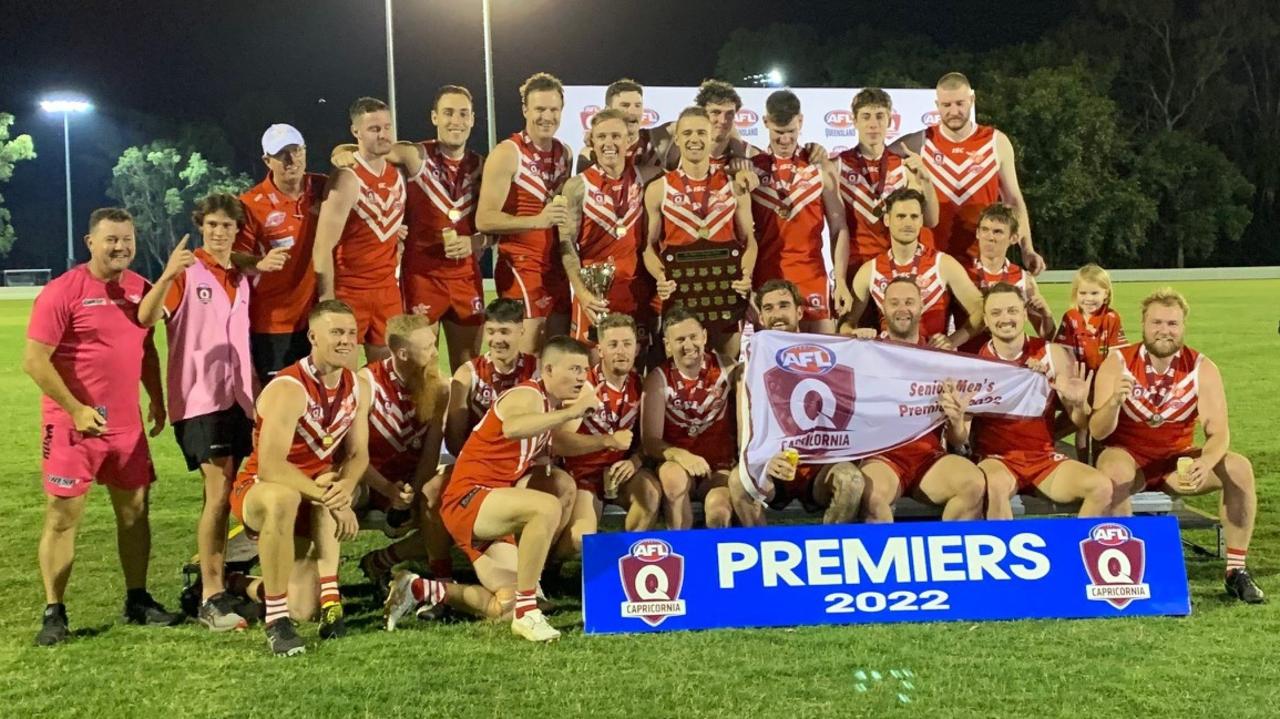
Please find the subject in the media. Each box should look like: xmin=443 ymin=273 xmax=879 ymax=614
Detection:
xmin=0 ymin=0 xmax=1064 ymax=272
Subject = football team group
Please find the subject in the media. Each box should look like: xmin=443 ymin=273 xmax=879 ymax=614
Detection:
xmin=24 ymin=70 xmax=1262 ymax=656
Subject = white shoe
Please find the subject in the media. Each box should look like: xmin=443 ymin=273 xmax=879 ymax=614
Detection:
xmin=384 ymin=570 xmax=426 ymax=631
xmin=511 ymin=610 xmax=561 ymax=642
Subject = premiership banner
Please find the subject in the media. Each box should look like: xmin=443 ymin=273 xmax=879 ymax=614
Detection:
xmin=559 ymin=86 xmax=938 ymax=156
xmin=740 ymin=331 xmax=1049 ymax=501
xmin=581 ymin=517 xmax=1191 ymax=635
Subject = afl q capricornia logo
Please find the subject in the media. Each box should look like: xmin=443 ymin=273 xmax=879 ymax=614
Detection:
xmin=1080 ymin=523 xmax=1150 ymax=609
xmin=619 ymin=538 xmax=687 ymax=627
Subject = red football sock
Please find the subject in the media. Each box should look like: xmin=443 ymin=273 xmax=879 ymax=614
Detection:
xmin=265 ymin=593 xmax=289 ymax=625
xmin=514 ymin=588 xmax=538 ymax=619
xmin=1226 ymin=547 xmax=1247 ymax=575
xmin=410 ymin=576 xmax=447 ymax=605
xmin=319 ymin=575 xmax=340 ymax=606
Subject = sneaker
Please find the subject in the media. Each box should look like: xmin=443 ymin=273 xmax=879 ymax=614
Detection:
xmin=415 ymin=602 xmax=454 ymax=622
xmin=318 ymin=602 xmax=347 ymax=640
xmin=264 ymin=618 xmax=306 ymax=657
xmin=35 ymin=605 xmax=69 ymax=647
xmin=511 ymin=610 xmax=561 ymax=642
xmin=359 ymin=551 xmax=391 ymax=605
xmin=384 ymin=570 xmax=430 ymax=631
xmin=122 ymin=591 xmax=185 ymax=626
xmin=198 ymin=593 xmax=248 ymax=632
xmin=1226 ymin=568 xmax=1266 ymax=604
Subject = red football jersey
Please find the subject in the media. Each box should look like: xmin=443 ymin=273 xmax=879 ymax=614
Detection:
xmin=576 ymin=164 xmax=645 ymax=281
xmin=363 ymin=358 xmax=432 ymax=481
xmin=922 ymin=124 xmax=1001 ymax=260
xmin=1105 ymin=343 xmax=1201 ymax=454
xmin=869 ymin=244 xmax=950 ymax=338
xmin=972 ymin=337 xmax=1057 ymax=457
xmin=498 ymin=132 xmax=572 ymax=269
xmin=749 ymin=151 xmax=826 ymax=283
xmin=658 ymin=352 xmax=736 ymax=468
xmin=1055 ymin=306 xmax=1126 ymax=372
xmin=660 ymin=168 xmax=739 ymax=249
xmin=402 ymin=140 xmax=483 ymax=281
xmin=452 ymin=379 xmax=553 ymax=490
xmin=836 ymin=148 xmax=908 ymax=264
xmin=237 ymin=358 xmax=359 ymax=484
xmin=334 ymin=155 xmax=406 ymax=289
xmin=955 ymin=257 xmax=1028 ymax=353
xmin=467 ymin=352 xmax=539 ymax=427
xmin=562 ymin=365 xmax=642 ymax=483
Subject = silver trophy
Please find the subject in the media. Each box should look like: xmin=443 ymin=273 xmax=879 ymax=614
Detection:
xmin=579 ymin=258 xmax=617 ymax=340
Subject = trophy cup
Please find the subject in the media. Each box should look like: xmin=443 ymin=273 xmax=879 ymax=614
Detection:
xmin=579 ymin=258 xmax=617 ymax=341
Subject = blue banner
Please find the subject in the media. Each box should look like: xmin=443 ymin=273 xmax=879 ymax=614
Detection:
xmin=581 ymin=517 xmax=1190 ymax=634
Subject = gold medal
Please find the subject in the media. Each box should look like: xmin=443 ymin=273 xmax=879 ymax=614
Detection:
xmin=777 ymin=206 xmax=791 ymax=220
xmin=614 ymin=223 xmax=627 ymax=237
xmin=698 ymin=226 xmax=710 ymax=239
xmin=1147 ymin=414 xmax=1164 ymax=428
xmin=322 ymin=435 xmax=335 ymax=448
xmin=447 ymin=208 xmax=462 ymax=223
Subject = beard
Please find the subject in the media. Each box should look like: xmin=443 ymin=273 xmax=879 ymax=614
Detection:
xmin=409 ymin=363 xmax=446 ymax=423
xmin=1143 ymin=336 xmax=1182 ymax=359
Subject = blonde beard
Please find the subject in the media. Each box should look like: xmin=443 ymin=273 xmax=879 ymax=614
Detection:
xmin=408 ymin=363 xmax=447 ymax=424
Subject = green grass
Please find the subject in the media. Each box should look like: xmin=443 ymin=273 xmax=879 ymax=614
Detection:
xmin=1 ymin=281 xmax=1279 ymax=718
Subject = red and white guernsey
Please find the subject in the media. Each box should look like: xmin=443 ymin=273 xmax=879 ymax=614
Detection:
xmin=973 ymin=338 xmax=1057 ymax=456
xmin=659 ymin=352 xmax=736 ymax=469
xmin=955 ymin=257 xmax=1028 ymax=352
xmin=577 ymin=164 xmax=645 ymax=282
xmin=362 ymin=358 xmax=432 ymax=480
xmin=563 ymin=365 xmax=642 ymax=483
xmin=1107 ymin=343 xmax=1201 ymax=452
xmin=403 ymin=140 xmax=483 ymax=280
xmin=661 ymin=168 xmax=739 ymax=249
xmin=628 ymin=128 xmax=654 ymax=165
xmin=499 ymin=132 xmax=572 ymax=268
xmin=1055 ymin=307 xmax=1126 ymax=372
xmin=238 ymin=358 xmax=360 ymax=482
xmin=452 ymin=379 xmax=553 ymax=490
xmin=749 ymin=152 xmax=825 ymax=280
xmin=836 ymin=148 xmax=908 ymax=264
xmin=921 ymin=124 xmax=1001 ymax=260
xmin=334 ymin=154 xmax=406 ymax=289
xmin=869 ymin=243 xmax=950 ymax=338
xmin=466 ymin=352 xmax=539 ymax=426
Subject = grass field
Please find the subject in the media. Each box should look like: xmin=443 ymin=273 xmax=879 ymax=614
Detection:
xmin=1 ymin=280 xmax=1278 ymax=718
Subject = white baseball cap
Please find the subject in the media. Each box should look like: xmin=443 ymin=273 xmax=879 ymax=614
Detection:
xmin=261 ymin=124 xmax=305 ymax=156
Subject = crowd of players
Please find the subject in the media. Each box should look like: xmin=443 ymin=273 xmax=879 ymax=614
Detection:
xmin=24 ymin=71 xmax=1263 ymax=656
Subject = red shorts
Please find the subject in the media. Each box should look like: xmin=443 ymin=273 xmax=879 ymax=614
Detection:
xmin=42 ymin=423 xmax=155 ymax=498
xmin=336 ymin=281 xmax=401 ymax=346
xmin=866 ymin=437 xmax=945 ymax=496
xmin=1108 ymin=443 xmax=1202 ymax=490
xmin=439 ymin=483 xmax=516 ymax=563
xmin=228 ymin=476 xmax=313 ymax=538
xmin=754 ymin=267 xmax=830 ymax=321
xmin=982 ymin=450 xmax=1069 ymax=492
xmin=495 ymin=256 xmax=569 ymax=319
xmin=403 ymin=271 xmax=485 ymax=325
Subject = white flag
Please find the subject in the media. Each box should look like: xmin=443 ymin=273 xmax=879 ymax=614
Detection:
xmin=740 ymin=331 xmax=1050 ymax=501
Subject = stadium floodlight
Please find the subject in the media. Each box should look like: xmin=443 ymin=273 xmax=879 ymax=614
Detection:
xmin=40 ymin=95 xmax=93 ymax=271
xmin=767 ymin=68 xmax=784 ymax=86
xmin=745 ymin=68 xmax=786 ymax=87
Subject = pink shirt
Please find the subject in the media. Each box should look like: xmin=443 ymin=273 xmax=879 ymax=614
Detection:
xmin=27 ymin=264 xmax=151 ymax=430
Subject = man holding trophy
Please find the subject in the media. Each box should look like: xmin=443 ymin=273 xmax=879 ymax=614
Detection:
xmin=559 ymin=109 xmax=663 ymax=349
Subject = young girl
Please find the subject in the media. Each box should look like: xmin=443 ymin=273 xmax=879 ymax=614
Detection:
xmin=1054 ymin=264 xmax=1126 ymax=458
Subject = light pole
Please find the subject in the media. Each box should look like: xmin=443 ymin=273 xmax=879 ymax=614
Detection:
xmin=744 ymin=68 xmax=786 ymax=87
xmin=40 ymin=98 xmax=92 ymax=271
xmin=385 ymin=0 xmax=398 ymax=130
xmin=482 ymin=0 xmax=497 ymax=151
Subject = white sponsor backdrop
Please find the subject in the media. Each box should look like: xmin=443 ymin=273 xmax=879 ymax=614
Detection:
xmin=559 ymin=86 xmax=939 ymax=156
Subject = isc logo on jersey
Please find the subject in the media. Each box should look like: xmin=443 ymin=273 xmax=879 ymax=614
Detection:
xmin=618 ymin=539 xmax=687 ymax=627
xmin=1079 ymin=523 xmax=1150 ymax=609
xmin=776 ymin=344 xmax=837 ymax=375
xmin=823 ymin=110 xmax=856 ymax=138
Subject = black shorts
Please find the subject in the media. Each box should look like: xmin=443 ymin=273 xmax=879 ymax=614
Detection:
xmin=173 ymin=407 xmax=253 ymax=472
xmin=250 ymin=331 xmax=310 ymax=385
